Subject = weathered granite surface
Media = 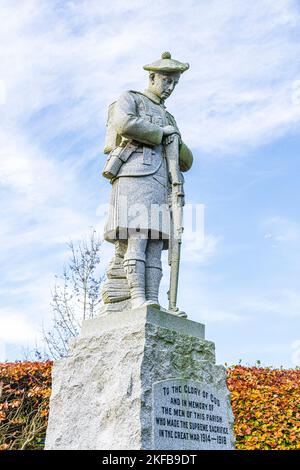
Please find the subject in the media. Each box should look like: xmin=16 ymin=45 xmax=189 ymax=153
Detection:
xmin=45 ymin=307 xmax=234 ymax=450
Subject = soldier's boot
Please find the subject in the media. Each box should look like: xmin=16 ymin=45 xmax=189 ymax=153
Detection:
xmin=124 ymin=259 xmax=155 ymax=309
xmin=145 ymin=264 xmax=162 ymax=308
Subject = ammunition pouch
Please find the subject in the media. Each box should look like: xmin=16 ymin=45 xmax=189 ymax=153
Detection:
xmin=102 ymin=142 xmax=139 ymax=180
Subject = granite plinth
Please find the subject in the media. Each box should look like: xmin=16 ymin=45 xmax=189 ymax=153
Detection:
xmin=45 ymin=306 xmax=234 ymax=450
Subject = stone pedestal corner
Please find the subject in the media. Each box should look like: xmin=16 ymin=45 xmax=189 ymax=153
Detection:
xmin=45 ymin=307 xmax=235 ymax=450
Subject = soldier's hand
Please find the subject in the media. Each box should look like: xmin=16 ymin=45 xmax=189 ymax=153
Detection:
xmin=163 ymin=125 xmax=178 ymax=136
xmin=164 ymin=134 xmax=182 ymax=145
xmin=163 ymin=126 xmax=181 ymax=145
xmin=164 ymin=135 xmax=175 ymax=145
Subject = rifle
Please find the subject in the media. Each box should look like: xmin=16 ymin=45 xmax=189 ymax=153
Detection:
xmin=165 ymin=134 xmax=186 ymax=317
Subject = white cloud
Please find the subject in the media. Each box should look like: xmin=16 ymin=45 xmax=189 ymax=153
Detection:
xmin=1 ymin=0 xmax=300 ymax=354
xmin=0 ymin=80 xmax=6 ymax=105
xmin=0 ymin=308 xmax=39 ymax=344
xmin=182 ymin=233 xmax=221 ymax=264
xmin=194 ymin=306 xmax=242 ymax=323
xmin=1 ymin=0 xmax=300 ymax=156
xmin=237 ymin=289 xmax=300 ymax=318
xmin=263 ymin=217 xmax=300 ymax=245
xmin=291 ymin=340 xmax=300 ymax=366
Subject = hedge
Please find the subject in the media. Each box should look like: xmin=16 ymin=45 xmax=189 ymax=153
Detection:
xmin=227 ymin=365 xmax=300 ymax=450
xmin=0 ymin=361 xmax=52 ymax=450
xmin=1 ymin=362 xmax=300 ymax=450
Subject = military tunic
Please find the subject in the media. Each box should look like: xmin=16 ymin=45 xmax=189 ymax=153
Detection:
xmin=104 ymin=89 xmax=189 ymax=245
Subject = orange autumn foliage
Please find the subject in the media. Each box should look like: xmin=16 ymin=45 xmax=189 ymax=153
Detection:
xmin=0 ymin=361 xmax=52 ymax=450
xmin=227 ymin=365 xmax=300 ymax=450
xmin=1 ymin=362 xmax=300 ymax=450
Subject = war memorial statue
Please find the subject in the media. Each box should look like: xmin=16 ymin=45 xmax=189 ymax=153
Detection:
xmin=100 ymin=52 xmax=193 ymax=316
xmin=45 ymin=53 xmax=235 ymax=451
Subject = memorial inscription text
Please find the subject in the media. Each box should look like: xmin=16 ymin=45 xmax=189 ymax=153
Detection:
xmin=153 ymin=379 xmax=232 ymax=450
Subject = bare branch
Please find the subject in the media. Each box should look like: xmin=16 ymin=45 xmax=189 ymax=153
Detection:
xmin=41 ymin=228 xmax=103 ymax=359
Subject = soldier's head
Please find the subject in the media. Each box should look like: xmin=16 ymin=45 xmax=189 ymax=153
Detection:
xmin=143 ymin=52 xmax=189 ymax=101
xmin=148 ymin=71 xmax=181 ymax=101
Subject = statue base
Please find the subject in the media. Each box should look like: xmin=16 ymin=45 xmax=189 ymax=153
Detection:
xmin=45 ymin=307 xmax=235 ymax=450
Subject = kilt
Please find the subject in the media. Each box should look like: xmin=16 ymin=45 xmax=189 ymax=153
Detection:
xmin=104 ymin=158 xmax=170 ymax=245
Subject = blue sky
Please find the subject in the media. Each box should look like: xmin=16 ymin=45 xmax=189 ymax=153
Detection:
xmin=0 ymin=0 xmax=300 ymax=366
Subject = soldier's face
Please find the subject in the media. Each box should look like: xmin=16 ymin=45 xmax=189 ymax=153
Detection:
xmin=149 ymin=72 xmax=180 ymax=100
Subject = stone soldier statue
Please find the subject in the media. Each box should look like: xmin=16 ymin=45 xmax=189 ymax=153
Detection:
xmin=101 ymin=52 xmax=193 ymax=313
